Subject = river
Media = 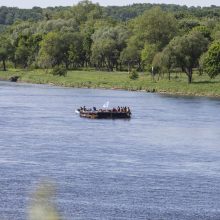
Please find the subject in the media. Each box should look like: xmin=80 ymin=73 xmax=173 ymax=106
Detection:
xmin=0 ymin=81 xmax=220 ymax=220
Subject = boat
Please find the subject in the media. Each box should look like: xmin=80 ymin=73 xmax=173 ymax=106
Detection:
xmin=76 ymin=107 xmax=131 ymax=119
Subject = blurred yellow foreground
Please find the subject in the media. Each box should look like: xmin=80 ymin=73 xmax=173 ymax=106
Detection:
xmin=28 ymin=182 xmax=61 ymax=220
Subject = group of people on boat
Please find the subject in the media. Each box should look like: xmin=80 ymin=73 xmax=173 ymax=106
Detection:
xmin=79 ymin=106 xmax=94 ymax=112
xmin=79 ymin=106 xmax=131 ymax=114
xmin=112 ymin=106 xmax=131 ymax=113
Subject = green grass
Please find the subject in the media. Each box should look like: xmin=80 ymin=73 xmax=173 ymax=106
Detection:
xmin=1 ymin=69 xmax=220 ymax=97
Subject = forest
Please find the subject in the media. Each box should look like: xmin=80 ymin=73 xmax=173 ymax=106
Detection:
xmin=1 ymin=1 xmax=220 ymax=83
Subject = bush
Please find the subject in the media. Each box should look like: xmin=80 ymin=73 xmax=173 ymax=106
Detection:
xmin=51 ymin=67 xmax=67 ymax=76
xmin=129 ymin=69 xmax=139 ymax=80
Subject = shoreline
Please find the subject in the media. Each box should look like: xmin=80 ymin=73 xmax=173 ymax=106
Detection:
xmin=1 ymin=78 xmax=220 ymax=99
xmin=1 ymin=70 xmax=220 ymax=99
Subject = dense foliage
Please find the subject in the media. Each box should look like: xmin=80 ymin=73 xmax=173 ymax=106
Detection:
xmin=1 ymin=0 xmax=220 ymax=83
xmin=129 ymin=69 xmax=139 ymax=80
xmin=203 ymin=41 xmax=220 ymax=78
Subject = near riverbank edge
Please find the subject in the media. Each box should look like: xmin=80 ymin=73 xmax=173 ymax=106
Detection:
xmin=1 ymin=69 xmax=220 ymax=98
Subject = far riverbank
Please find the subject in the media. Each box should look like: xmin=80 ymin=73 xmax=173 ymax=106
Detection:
xmin=1 ymin=69 xmax=220 ymax=98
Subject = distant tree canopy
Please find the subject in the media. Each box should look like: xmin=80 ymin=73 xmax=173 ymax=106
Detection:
xmin=0 ymin=6 xmax=43 ymax=25
xmin=1 ymin=1 xmax=220 ymax=82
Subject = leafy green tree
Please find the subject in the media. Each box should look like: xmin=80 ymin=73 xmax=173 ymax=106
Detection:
xmin=129 ymin=69 xmax=139 ymax=80
xmin=0 ymin=36 xmax=13 ymax=71
xmin=191 ymin=25 xmax=212 ymax=41
xmin=151 ymin=52 xmax=163 ymax=80
xmin=7 ymin=28 xmax=43 ymax=68
xmin=51 ymin=66 xmax=67 ymax=76
xmin=120 ymin=45 xmax=141 ymax=72
xmin=123 ymin=6 xmax=177 ymax=72
xmin=38 ymin=32 xmax=63 ymax=68
xmin=120 ymin=33 xmax=142 ymax=71
xmin=66 ymin=32 xmax=84 ymax=68
xmin=58 ymin=0 xmax=103 ymax=23
xmin=160 ymin=47 xmax=175 ymax=80
xmin=91 ymin=26 xmax=129 ymax=71
xmin=167 ymin=31 xmax=208 ymax=83
xmin=91 ymin=38 xmax=117 ymax=71
xmin=0 ymin=6 xmax=43 ymax=25
xmin=141 ymin=43 xmax=158 ymax=71
xmin=132 ymin=6 xmax=177 ymax=49
xmin=15 ymin=41 xmax=30 ymax=68
xmin=203 ymin=41 xmax=220 ymax=78
xmin=39 ymin=31 xmax=84 ymax=69
xmin=152 ymin=46 xmax=176 ymax=80
xmin=211 ymin=23 xmax=220 ymax=41
xmin=178 ymin=19 xmax=200 ymax=34
xmin=25 ymin=33 xmax=42 ymax=67
xmin=80 ymin=21 xmax=95 ymax=67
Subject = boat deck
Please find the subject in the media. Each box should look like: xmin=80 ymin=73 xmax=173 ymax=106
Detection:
xmin=79 ymin=110 xmax=131 ymax=119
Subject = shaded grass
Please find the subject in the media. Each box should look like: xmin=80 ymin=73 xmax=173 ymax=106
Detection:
xmin=1 ymin=69 xmax=220 ymax=97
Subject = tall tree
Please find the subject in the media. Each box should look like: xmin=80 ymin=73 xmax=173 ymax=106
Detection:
xmin=141 ymin=43 xmax=158 ymax=71
xmin=38 ymin=32 xmax=63 ymax=68
xmin=14 ymin=34 xmax=41 ymax=68
xmin=66 ymin=32 xmax=84 ymax=68
xmin=202 ymin=41 xmax=220 ymax=78
xmin=167 ymin=31 xmax=209 ymax=83
xmin=0 ymin=36 xmax=13 ymax=71
xmin=153 ymin=47 xmax=175 ymax=80
xmin=132 ymin=6 xmax=177 ymax=50
xmin=91 ymin=26 xmax=129 ymax=71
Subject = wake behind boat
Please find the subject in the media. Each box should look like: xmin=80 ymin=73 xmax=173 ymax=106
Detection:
xmin=76 ymin=106 xmax=131 ymax=119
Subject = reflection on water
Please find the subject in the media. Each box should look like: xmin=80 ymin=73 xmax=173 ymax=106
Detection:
xmin=0 ymin=81 xmax=220 ymax=220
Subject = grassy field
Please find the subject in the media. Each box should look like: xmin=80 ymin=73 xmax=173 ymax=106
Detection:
xmin=1 ymin=69 xmax=220 ymax=97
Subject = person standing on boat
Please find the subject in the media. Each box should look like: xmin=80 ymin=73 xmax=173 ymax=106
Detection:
xmin=127 ymin=107 xmax=131 ymax=114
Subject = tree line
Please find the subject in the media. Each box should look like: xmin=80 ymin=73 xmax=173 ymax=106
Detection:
xmin=1 ymin=0 xmax=220 ymax=83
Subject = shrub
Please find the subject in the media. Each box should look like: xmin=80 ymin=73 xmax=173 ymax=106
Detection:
xmin=51 ymin=67 xmax=67 ymax=76
xmin=129 ymin=69 xmax=139 ymax=80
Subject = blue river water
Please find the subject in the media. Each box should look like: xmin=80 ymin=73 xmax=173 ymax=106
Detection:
xmin=0 ymin=81 xmax=220 ymax=220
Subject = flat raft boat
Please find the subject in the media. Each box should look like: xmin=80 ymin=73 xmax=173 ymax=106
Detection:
xmin=77 ymin=109 xmax=131 ymax=119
